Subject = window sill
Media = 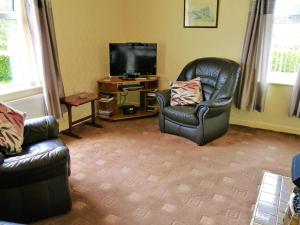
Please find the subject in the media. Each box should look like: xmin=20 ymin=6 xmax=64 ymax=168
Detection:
xmin=267 ymin=72 xmax=297 ymax=87
xmin=268 ymin=80 xmax=294 ymax=86
xmin=0 ymin=86 xmax=43 ymax=102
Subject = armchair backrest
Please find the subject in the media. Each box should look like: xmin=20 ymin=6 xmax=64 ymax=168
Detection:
xmin=177 ymin=57 xmax=241 ymax=101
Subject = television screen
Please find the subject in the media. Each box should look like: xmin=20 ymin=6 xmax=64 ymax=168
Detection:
xmin=109 ymin=43 xmax=157 ymax=76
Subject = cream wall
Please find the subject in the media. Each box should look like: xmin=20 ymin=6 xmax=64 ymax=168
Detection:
xmin=51 ymin=0 xmax=123 ymax=130
xmin=121 ymin=0 xmax=300 ymax=135
xmin=122 ymin=0 xmax=250 ymax=89
xmin=231 ymin=84 xmax=300 ymax=135
xmin=52 ymin=0 xmax=300 ymax=134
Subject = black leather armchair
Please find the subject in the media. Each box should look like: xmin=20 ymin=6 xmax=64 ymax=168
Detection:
xmin=0 ymin=116 xmax=72 ymax=223
xmin=156 ymin=57 xmax=241 ymax=145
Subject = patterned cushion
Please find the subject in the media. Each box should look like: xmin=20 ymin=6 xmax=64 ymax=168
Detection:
xmin=0 ymin=103 xmax=25 ymax=155
xmin=170 ymin=77 xmax=203 ymax=106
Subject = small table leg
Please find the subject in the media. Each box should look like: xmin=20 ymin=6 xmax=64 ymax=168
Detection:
xmin=67 ymin=105 xmax=72 ymax=131
xmin=86 ymin=100 xmax=103 ymax=128
xmin=92 ymin=100 xmax=96 ymax=124
xmin=62 ymin=105 xmax=82 ymax=139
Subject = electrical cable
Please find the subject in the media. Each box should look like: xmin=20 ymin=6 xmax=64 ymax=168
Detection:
xmin=119 ymin=91 xmax=128 ymax=106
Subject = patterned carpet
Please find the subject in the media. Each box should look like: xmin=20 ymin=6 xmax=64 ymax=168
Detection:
xmin=34 ymin=117 xmax=300 ymax=225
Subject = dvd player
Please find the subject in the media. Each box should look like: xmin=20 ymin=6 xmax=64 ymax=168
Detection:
xmin=118 ymin=84 xmax=144 ymax=91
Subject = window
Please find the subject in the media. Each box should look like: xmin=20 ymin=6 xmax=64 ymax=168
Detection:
xmin=267 ymin=0 xmax=300 ymax=85
xmin=0 ymin=0 xmax=41 ymax=95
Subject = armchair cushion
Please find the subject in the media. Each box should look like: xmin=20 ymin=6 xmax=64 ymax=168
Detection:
xmin=170 ymin=77 xmax=203 ymax=106
xmin=0 ymin=103 xmax=25 ymax=156
xmin=163 ymin=106 xmax=198 ymax=126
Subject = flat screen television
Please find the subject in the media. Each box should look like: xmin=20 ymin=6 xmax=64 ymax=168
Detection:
xmin=109 ymin=43 xmax=157 ymax=77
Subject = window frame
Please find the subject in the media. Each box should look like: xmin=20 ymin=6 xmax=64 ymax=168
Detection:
xmin=0 ymin=0 xmax=42 ymax=99
xmin=0 ymin=0 xmax=16 ymax=19
xmin=266 ymin=0 xmax=300 ymax=86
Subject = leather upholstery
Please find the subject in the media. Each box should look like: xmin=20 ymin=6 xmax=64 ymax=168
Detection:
xmin=177 ymin=58 xmax=239 ymax=101
xmin=0 ymin=116 xmax=72 ymax=223
xmin=156 ymin=57 xmax=241 ymax=145
xmin=0 ymin=152 xmax=4 ymax=165
xmin=292 ymin=153 xmax=300 ymax=188
xmin=23 ymin=116 xmax=59 ymax=145
xmin=163 ymin=106 xmax=198 ymax=126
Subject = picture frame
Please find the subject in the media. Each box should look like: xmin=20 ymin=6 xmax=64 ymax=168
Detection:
xmin=184 ymin=0 xmax=219 ymax=28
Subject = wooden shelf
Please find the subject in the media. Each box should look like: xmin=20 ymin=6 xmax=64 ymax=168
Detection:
xmin=98 ymin=109 xmax=158 ymax=121
xmin=97 ymin=77 xmax=159 ymax=121
xmin=99 ymin=88 xmax=157 ymax=94
xmin=97 ymin=76 xmax=158 ymax=84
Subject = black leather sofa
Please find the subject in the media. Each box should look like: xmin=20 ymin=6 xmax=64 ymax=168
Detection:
xmin=0 ymin=116 xmax=72 ymax=223
xmin=156 ymin=57 xmax=241 ymax=145
xmin=292 ymin=153 xmax=300 ymax=188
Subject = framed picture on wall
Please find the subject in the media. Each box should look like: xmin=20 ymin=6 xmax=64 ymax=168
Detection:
xmin=184 ymin=0 xmax=219 ymax=28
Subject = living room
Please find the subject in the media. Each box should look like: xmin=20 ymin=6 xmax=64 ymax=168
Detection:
xmin=0 ymin=0 xmax=300 ymax=224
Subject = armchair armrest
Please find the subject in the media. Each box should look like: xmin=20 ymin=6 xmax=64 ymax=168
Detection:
xmin=196 ymin=97 xmax=232 ymax=118
xmin=156 ymin=89 xmax=171 ymax=108
xmin=0 ymin=146 xmax=69 ymax=188
xmin=23 ymin=116 xmax=59 ymax=146
xmin=0 ymin=152 xmax=4 ymax=165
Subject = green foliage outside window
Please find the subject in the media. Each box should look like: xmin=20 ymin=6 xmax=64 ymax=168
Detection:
xmin=271 ymin=50 xmax=300 ymax=73
xmin=0 ymin=19 xmax=12 ymax=83
xmin=0 ymin=55 xmax=11 ymax=82
xmin=0 ymin=20 xmax=9 ymax=51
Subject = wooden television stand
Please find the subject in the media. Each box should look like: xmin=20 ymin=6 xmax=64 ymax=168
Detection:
xmin=97 ymin=76 xmax=159 ymax=121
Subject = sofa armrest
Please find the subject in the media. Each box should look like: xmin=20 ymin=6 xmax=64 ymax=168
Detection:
xmin=156 ymin=89 xmax=171 ymax=108
xmin=292 ymin=153 xmax=300 ymax=188
xmin=0 ymin=152 xmax=4 ymax=165
xmin=0 ymin=146 xmax=69 ymax=188
xmin=23 ymin=116 xmax=59 ymax=145
xmin=196 ymin=97 xmax=232 ymax=118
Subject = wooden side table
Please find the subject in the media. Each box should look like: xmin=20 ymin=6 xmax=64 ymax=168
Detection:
xmin=60 ymin=92 xmax=102 ymax=138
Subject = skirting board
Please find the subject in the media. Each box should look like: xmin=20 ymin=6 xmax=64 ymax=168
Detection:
xmin=230 ymin=117 xmax=300 ymax=136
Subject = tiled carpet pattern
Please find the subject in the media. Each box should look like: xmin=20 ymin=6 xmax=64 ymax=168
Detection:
xmin=34 ymin=118 xmax=300 ymax=225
